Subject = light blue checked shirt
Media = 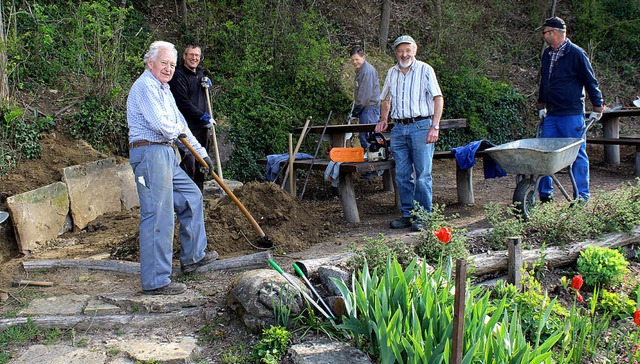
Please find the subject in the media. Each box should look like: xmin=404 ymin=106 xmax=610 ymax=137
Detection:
xmin=127 ymin=69 xmax=208 ymax=158
xmin=380 ymin=60 xmax=442 ymax=120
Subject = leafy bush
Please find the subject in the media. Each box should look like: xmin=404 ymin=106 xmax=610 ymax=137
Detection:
xmin=348 ymin=234 xmax=415 ymax=274
xmin=577 ymin=246 xmax=629 ymax=289
xmin=596 ymin=289 xmax=636 ymax=319
xmin=413 ymin=204 xmax=469 ymax=265
xmin=249 ymin=325 xmax=291 ymax=364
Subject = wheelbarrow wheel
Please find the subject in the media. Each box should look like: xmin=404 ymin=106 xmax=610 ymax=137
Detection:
xmin=513 ymin=178 xmax=536 ymax=220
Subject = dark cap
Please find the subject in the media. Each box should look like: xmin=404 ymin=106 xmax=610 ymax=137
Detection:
xmin=393 ymin=35 xmax=416 ymax=49
xmin=535 ymin=17 xmax=566 ymax=31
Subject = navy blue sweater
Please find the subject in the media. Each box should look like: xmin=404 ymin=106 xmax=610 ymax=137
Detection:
xmin=538 ymin=40 xmax=603 ymax=116
xmin=168 ymin=65 xmax=209 ymax=131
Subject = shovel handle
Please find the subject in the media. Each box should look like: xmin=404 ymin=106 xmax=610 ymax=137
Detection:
xmin=178 ymin=136 xmax=266 ymax=238
xmin=268 ymin=259 xmax=285 ymax=275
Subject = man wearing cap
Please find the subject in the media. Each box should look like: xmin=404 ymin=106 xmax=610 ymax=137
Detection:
xmin=375 ymin=35 xmax=444 ymax=231
xmin=536 ymin=17 xmax=603 ymax=204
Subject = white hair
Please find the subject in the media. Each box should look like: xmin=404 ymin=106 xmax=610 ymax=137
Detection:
xmin=144 ymin=41 xmax=178 ymax=64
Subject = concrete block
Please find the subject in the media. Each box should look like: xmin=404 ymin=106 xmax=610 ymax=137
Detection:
xmin=117 ymin=163 xmax=139 ymax=210
xmin=6 ymin=182 xmax=70 ymax=254
xmin=63 ymin=158 xmax=121 ymax=231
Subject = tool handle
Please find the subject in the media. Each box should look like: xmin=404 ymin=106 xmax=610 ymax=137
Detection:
xmin=179 ymin=136 xmax=266 ymax=238
xmin=268 ymin=259 xmax=285 ymax=275
xmin=292 ymin=263 xmax=305 ymax=278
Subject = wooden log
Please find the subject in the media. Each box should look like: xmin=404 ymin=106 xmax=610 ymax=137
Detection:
xmin=603 ymin=116 xmax=620 ymax=165
xmin=470 ymin=226 xmax=640 ymax=277
xmin=294 ymin=252 xmax=354 ymax=277
xmin=339 ymin=173 xmax=360 ymax=223
xmin=195 ymin=251 xmax=271 ymax=273
xmin=21 ymin=251 xmax=272 ymax=275
xmin=12 ymin=279 xmax=54 ymax=287
xmin=456 ymin=164 xmax=474 ymax=205
xmin=0 ymin=307 xmax=203 ymax=330
xmin=451 ymin=259 xmax=466 ymax=364
xmin=506 ymin=237 xmax=522 ymax=290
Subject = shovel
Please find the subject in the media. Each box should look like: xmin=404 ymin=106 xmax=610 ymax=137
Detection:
xmin=0 ymin=211 xmax=8 ymax=224
xmin=200 ymin=77 xmax=223 ymax=180
xmin=179 ymin=136 xmax=273 ymax=249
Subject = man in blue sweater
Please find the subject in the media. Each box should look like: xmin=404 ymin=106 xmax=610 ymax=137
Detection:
xmin=536 ymin=17 xmax=603 ymax=204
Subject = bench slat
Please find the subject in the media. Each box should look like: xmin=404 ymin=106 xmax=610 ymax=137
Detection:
xmin=296 ymin=118 xmax=467 ymax=134
xmin=587 ymin=137 xmax=640 ymax=146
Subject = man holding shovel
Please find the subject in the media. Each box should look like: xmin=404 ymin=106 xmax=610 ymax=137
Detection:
xmin=127 ymin=41 xmax=218 ymax=295
xmin=168 ymin=44 xmax=214 ymax=192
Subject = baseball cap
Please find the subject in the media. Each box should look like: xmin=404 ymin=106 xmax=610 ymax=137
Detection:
xmin=393 ymin=35 xmax=416 ymax=49
xmin=535 ymin=17 xmax=566 ymax=31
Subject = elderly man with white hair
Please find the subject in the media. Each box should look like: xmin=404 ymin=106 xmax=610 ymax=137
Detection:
xmin=127 ymin=41 xmax=218 ymax=295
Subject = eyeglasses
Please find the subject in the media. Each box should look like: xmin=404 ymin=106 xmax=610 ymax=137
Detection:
xmin=542 ymin=30 xmax=555 ymax=35
xmin=186 ymin=53 xmax=201 ymax=59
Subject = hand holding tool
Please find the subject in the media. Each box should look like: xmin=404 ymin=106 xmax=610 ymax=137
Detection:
xmin=179 ymin=136 xmax=273 ymax=248
xmin=268 ymin=259 xmax=333 ymax=321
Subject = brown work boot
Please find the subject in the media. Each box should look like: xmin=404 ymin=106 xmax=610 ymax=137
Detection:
xmin=143 ymin=282 xmax=187 ymax=295
xmin=181 ymin=251 xmax=219 ymax=274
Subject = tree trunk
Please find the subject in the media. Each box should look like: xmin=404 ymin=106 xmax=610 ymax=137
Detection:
xmin=378 ymin=0 xmax=391 ymax=50
xmin=0 ymin=1 xmax=9 ymax=102
xmin=432 ymin=0 xmax=443 ymax=50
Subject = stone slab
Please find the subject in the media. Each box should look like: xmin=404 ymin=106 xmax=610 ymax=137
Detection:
xmin=6 ymin=182 xmax=70 ymax=254
xmin=289 ymin=341 xmax=373 ymax=364
xmin=19 ymin=294 xmax=91 ymax=316
xmin=107 ymin=336 xmax=198 ymax=363
xmin=84 ymin=298 xmax=126 ymax=316
xmin=117 ymin=163 xmax=139 ymax=211
xmin=12 ymin=344 xmax=107 ymax=364
xmin=101 ymin=290 xmax=209 ymax=314
xmin=63 ymin=158 xmax=122 ymax=231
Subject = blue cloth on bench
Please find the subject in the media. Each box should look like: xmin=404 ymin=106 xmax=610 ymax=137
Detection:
xmin=451 ymin=140 xmax=507 ymax=179
xmin=265 ymin=153 xmax=313 ymax=181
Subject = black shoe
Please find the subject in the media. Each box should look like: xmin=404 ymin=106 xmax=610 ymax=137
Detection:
xmin=143 ymin=282 xmax=187 ymax=295
xmin=390 ymin=217 xmax=412 ymax=229
xmin=181 ymin=251 xmax=219 ymax=274
xmin=539 ymin=196 xmax=553 ymax=204
xmin=411 ymin=220 xmax=426 ymax=232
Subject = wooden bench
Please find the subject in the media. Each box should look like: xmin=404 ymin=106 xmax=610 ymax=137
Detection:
xmin=587 ymin=136 xmax=640 ymax=176
xmin=259 ymin=118 xmax=490 ymax=223
xmin=597 ymin=108 xmax=640 ymax=166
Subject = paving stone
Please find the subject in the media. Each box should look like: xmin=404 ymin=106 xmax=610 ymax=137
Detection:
xmin=63 ymin=157 xmax=122 ymax=231
xmin=107 ymin=336 xmax=198 ymax=363
xmin=84 ymin=298 xmax=126 ymax=316
xmin=11 ymin=344 xmax=106 ymax=364
xmin=6 ymin=182 xmax=70 ymax=254
xmin=19 ymin=294 xmax=91 ymax=316
xmin=101 ymin=290 xmax=209 ymax=314
xmin=289 ymin=341 xmax=373 ymax=364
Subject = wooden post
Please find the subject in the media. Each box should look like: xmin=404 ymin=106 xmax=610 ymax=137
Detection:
xmin=288 ymin=134 xmax=294 ymax=195
xmin=507 ymin=237 xmax=523 ymax=290
xmin=602 ymin=116 xmax=620 ymax=166
xmin=338 ymin=173 xmax=360 ymax=223
xmin=456 ymin=164 xmax=474 ymax=205
xmin=452 ymin=259 xmax=466 ymax=364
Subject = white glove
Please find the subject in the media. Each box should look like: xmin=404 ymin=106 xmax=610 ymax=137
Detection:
xmin=589 ymin=111 xmax=602 ymax=121
xmin=205 ymin=118 xmax=217 ymax=129
xmin=538 ymin=109 xmax=547 ymax=119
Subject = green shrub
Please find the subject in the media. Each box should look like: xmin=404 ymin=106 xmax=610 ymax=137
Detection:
xmin=577 ymin=246 xmax=629 ymax=289
xmin=413 ymin=204 xmax=469 ymax=265
xmin=249 ymin=325 xmax=291 ymax=364
xmin=348 ymin=234 xmax=415 ymax=274
xmin=596 ymin=289 xmax=636 ymax=319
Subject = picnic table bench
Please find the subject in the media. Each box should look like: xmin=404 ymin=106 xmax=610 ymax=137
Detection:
xmin=588 ymin=107 xmax=640 ymax=175
xmin=259 ymin=118 xmax=487 ymax=223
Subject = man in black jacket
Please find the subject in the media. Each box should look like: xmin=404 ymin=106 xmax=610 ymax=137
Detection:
xmin=169 ymin=45 xmax=214 ymax=192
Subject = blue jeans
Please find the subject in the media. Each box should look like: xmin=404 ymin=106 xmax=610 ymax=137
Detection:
xmin=539 ymin=114 xmax=589 ymax=200
xmin=355 ymin=105 xmax=381 ymax=150
xmin=129 ymin=144 xmax=208 ymax=290
xmin=390 ymin=118 xmax=434 ymax=216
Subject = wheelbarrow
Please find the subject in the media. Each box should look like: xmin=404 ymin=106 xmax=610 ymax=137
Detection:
xmin=485 ymin=116 xmax=596 ymax=219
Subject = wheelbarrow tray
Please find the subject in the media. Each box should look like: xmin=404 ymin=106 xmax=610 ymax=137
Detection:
xmin=485 ymin=138 xmax=583 ymax=175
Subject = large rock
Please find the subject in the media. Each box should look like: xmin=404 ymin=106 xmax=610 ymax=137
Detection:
xmin=63 ymin=158 xmax=122 ymax=231
xmin=227 ymin=269 xmax=309 ymax=332
xmin=6 ymin=182 xmax=71 ymax=254
xmin=116 ymin=163 xmax=139 ymax=210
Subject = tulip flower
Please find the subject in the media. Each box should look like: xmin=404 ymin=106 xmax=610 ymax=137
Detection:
xmin=634 ymin=309 xmax=640 ymax=326
xmin=433 ymin=227 xmax=452 ymax=243
xmin=571 ymin=275 xmax=584 ymax=291
xmin=576 ymin=292 xmax=584 ymax=303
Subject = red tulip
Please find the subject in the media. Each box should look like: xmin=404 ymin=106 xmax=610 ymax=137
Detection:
xmin=571 ymin=275 xmax=584 ymax=291
xmin=433 ymin=227 xmax=452 ymax=243
xmin=634 ymin=309 xmax=640 ymax=326
xmin=577 ymin=292 xmax=584 ymax=303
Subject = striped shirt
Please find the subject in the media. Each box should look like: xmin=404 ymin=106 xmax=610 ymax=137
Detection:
xmin=380 ymin=60 xmax=442 ymax=120
xmin=127 ymin=69 xmax=207 ymax=158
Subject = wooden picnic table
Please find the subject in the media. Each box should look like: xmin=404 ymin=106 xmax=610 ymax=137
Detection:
xmin=598 ymin=107 xmax=640 ymax=166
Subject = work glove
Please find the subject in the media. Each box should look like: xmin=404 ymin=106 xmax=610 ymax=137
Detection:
xmin=200 ymin=113 xmax=212 ymax=122
xmin=203 ymin=156 xmax=214 ymax=175
xmin=589 ymin=111 xmax=603 ymax=121
xmin=201 ymin=76 xmax=212 ymax=88
xmin=538 ymin=109 xmax=547 ymax=119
